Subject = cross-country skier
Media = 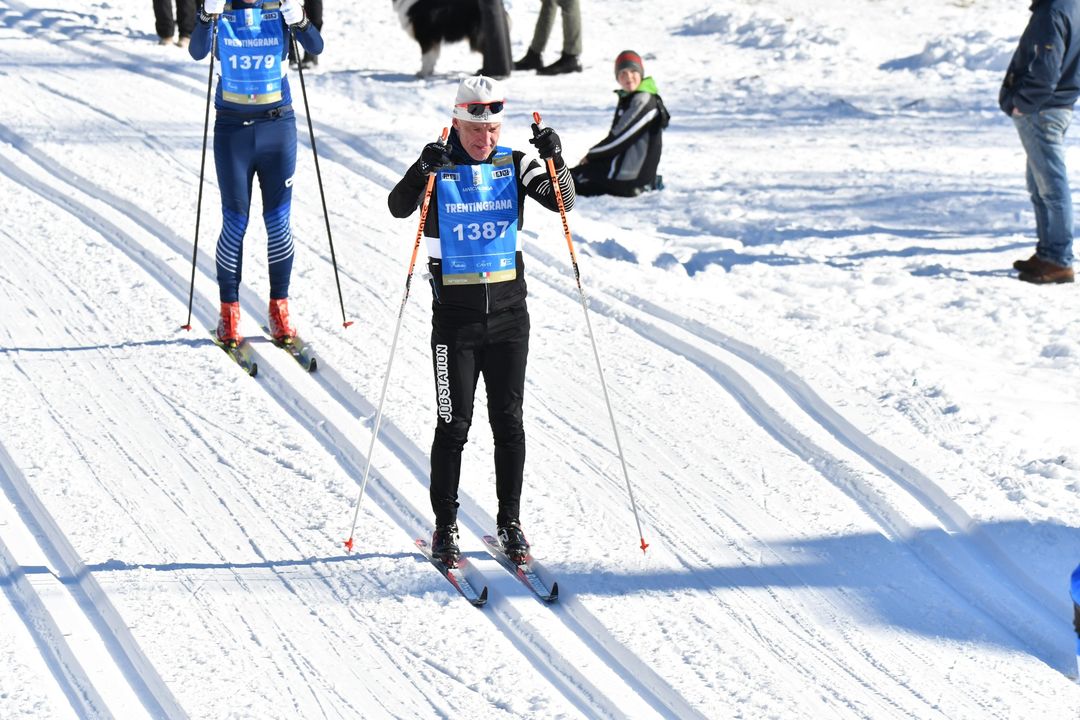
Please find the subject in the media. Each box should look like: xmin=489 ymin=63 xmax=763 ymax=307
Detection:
xmin=387 ymin=75 xmax=575 ymax=567
xmin=189 ymin=0 xmax=323 ymax=346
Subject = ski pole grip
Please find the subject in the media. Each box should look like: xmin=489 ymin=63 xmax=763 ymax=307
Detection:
xmin=439 ymin=126 xmax=449 ymax=145
xmin=532 ymin=111 xmax=545 ymax=136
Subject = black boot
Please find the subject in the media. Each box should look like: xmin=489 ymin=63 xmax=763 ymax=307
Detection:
xmin=538 ymin=54 xmax=582 ymax=76
xmin=431 ymin=523 xmax=461 ymax=567
xmin=514 ymin=48 xmax=544 ymax=71
xmin=496 ymin=520 xmax=530 ymax=563
xmin=301 ymin=52 xmax=318 ymax=70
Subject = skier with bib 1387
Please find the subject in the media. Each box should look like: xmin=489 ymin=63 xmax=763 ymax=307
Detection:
xmin=387 ymin=76 xmax=575 ymax=567
xmin=189 ymin=0 xmax=323 ymax=346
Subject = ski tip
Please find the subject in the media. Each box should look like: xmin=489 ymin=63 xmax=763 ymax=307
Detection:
xmin=308 ymin=357 xmax=318 ymax=372
xmin=473 ymin=586 xmax=489 ymax=607
xmin=249 ymin=362 xmax=259 ymax=377
xmin=547 ymin=582 xmax=559 ymax=603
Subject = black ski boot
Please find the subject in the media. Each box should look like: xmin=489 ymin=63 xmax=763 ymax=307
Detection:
xmin=538 ymin=54 xmax=582 ymax=76
xmin=514 ymin=48 xmax=544 ymax=71
xmin=431 ymin=523 xmax=461 ymax=567
xmin=497 ymin=520 xmax=529 ymax=563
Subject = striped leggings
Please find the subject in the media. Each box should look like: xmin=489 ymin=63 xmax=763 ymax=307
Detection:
xmin=213 ymin=110 xmax=297 ymax=303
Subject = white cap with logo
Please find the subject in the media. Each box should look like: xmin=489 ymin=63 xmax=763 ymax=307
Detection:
xmin=453 ymin=75 xmax=506 ymax=123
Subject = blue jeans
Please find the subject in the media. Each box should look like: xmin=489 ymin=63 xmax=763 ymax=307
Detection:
xmin=1013 ymin=108 xmax=1075 ymax=267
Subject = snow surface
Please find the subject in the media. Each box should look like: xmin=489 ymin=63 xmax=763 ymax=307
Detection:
xmin=1 ymin=0 xmax=1080 ymax=717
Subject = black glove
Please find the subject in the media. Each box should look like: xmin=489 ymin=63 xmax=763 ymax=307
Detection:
xmin=529 ymin=124 xmax=562 ymax=160
xmin=418 ymin=141 xmax=452 ymax=175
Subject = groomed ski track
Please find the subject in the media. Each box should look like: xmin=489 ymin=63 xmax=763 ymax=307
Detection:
xmin=0 ymin=15 xmax=704 ymax=717
xmin=1 ymin=2 xmax=1078 ymax=718
xmin=0 ymin=107 xmax=698 ymax=720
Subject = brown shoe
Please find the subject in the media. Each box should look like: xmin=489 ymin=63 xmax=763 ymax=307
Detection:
xmin=1018 ymin=256 xmax=1075 ymax=284
xmin=1013 ymin=254 xmax=1039 ymax=272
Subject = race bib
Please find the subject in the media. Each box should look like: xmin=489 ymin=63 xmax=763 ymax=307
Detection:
xmin=436 ymin=149 xmax=519 ymax=286
xmin=218 ymin=4 xmax=284 ymax=105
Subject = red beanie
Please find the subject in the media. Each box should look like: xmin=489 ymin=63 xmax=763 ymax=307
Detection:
xmin=614 ymin=50 xmax=643 ymax=78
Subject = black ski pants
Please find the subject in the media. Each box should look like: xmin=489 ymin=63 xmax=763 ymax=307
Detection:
xmin=429 ymin=304 xmax=529 ymax=528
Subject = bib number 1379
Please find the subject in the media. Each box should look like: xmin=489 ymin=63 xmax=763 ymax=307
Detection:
xmin=228 ymin=54 xmax=277 ymax=70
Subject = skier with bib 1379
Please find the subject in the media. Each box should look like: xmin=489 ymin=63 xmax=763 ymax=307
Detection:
xmin=387 ymin=76 xmax=575 ymax=567
xmin=189 ymin=0 xmax=323 ymax=347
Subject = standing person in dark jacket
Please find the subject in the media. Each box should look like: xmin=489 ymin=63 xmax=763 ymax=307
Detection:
xmin=570 ymin=50 xmax=669 ymax=197
xmin=387 ymin=76 xmax=575 ymax=567
xmin=189 ymin=0 xmax=323 ymax=346
xmin=1000 ymin=0 xmax=1080 ymax=284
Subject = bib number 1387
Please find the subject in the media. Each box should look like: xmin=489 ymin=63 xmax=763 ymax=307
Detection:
xmin=452 ymin=221 xmax=511 ymax=241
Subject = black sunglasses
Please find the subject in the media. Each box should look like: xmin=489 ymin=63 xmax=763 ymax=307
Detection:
xmin=456 ymin=101 xmax=505 ymax=117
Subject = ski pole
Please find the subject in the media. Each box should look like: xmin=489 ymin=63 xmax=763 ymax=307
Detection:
xmin=344 ymin=127 xmax=448 ymax=553
xmin=291 ymin=32 xmax=353 ymax=329
xmin=533 ymin=111 xmax=649 ymax=554
xmin=181 ymin=19 xmax=218 ymax=332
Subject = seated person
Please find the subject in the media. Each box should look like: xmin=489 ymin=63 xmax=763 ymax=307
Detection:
xmin=571 ymin=50 xmax=669 ymax=197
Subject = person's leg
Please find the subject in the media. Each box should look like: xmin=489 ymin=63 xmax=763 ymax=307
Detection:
xmin=1074 ymin=598 xmax=1080 ymax=680
xmin=305 ymin=0 xmax=323 ymax=30
xmin=175 ymin=0 xmax=196 ymax=39
xmin=213 ymin=117 xmax=257 ymax=303
xmin=254 ymin=114 xmax=298 ymax=301
xmin=1014 ymin=109 xmax=1074 ymax=266
xmin=1025 ymin=160 xmax=1050 ymax=254
xmin=557 ymin=0 xmax=581 ymax=57
xmin=571 ymin=160 xmax=632 ymax=197
xmin=301 ymin=0 xmax=322 ymax=66
xmin=529 ymin=0 xmax=558 ymax=54
xmin=152 ymin=0 xmax=176 ymax=40
xmin=479 ymin=0 xmax=512 ymax=78
xmin=481 ymin=306 xmax=530 ymax=526
xmin=1074 ymin=602 xmax=1080 ymax=681
xmin=430 ymin=314 xmax=484 ymax=526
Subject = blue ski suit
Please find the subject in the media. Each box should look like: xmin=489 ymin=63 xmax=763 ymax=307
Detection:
xmin=189 ymin=1 xmax=323 ymax=303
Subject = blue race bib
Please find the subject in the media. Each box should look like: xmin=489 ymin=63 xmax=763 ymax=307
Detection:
xmin=218 ymin=3 xmax=284 ymax=105
xmin=436 ymin=148 xmax=519 ymax=286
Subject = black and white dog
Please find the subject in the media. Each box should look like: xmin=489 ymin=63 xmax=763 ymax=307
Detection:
xmin=393 ymin=0 xmax=485 ymax=78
